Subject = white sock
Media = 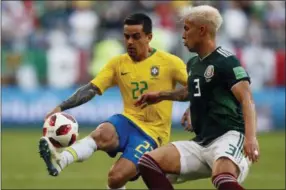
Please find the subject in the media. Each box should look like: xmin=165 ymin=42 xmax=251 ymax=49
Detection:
xmin=59 ymin=136 xmax=97 ymax=169
xmin=106 ymin=185 xmax=126 ymax=189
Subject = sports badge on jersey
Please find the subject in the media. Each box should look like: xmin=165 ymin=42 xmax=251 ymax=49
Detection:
xmin=150 ymin=66 xmax=160 ymax=77
xmin=233 ymin=66 xmax=248 ymax=80
xmin=204 ymin=65 xmax=214 ymax=82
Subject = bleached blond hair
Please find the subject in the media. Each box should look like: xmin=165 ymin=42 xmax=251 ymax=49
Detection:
xmin=180 ymin=5 xmax=223 ymax=34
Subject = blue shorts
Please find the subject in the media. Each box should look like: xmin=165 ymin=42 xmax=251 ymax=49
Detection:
xmin=103 ymin=114 xmax=157 ymax=167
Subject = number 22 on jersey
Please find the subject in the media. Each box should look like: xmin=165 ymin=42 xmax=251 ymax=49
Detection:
xmin=131 ymin=81 xmax=148 ymax=99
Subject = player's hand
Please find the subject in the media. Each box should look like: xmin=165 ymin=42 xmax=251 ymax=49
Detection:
xmin=181 ymin=107 xmax=193 ymax=132
xmin=45 ymin=106 xmax=61 ymax=121
xmin=243 ymin=136 xmax=260 ymax=163
xmin=134 ymin=92 xmax=162 ymax=109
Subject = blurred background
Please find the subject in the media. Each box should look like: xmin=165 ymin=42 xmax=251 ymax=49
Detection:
xmin=1 ymin=0 xmax=285 ymax=189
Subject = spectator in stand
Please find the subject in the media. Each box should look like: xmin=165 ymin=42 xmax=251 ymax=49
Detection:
xmin=47 ymin=29 xmax=79 ymax=89
xmin=69 ymin=1 xmax=99 ymax=50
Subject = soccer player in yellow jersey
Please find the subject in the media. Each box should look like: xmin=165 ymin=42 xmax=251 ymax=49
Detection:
xmin=39 ymin=13 xmax=187 ymax=189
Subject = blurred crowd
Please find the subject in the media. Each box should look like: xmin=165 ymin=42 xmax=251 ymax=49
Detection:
xmin=1 ymin=0 xmax=285 ymax=91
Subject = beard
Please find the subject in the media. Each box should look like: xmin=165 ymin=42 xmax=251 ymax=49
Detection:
xmin=187 ymin=46 xmax=196 ymax=53
xmin=185 ymin=42 xmax=198 ymax=53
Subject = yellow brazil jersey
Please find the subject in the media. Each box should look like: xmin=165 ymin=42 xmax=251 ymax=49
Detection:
xmin=91 ymin=49 xmax=187 ymax=147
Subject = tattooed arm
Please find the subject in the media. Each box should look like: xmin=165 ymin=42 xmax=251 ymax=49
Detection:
xmin=45 ymin=83 xmax=101 ymax=119
xmin=159 ymin=86 xmax=189 ymax=102
xmin=59 ymin=83 xmax=100 ymax=111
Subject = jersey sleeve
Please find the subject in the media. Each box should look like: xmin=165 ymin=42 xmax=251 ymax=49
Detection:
xmin=171 ymin=56 xmax=188 ymax=86
xmin=221 ymin=55 xmax=251 ymax=89
xmin=90 ymin=56 xmax=118 ymax=94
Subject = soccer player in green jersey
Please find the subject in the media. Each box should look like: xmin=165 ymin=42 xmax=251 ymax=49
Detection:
xmin=135 ymin=5 xmax=259 ymax=190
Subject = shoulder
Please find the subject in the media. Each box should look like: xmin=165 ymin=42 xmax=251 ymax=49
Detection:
xmin=106 ymin=54 xmax=128 ymax=66
xmin=187 ymin=55 xmax=199 ymax=64
xmin=215 ymin=47 xmax=238 ymax=61
xmin=111 ymin=54 xmax=128 ymax=62
xmin=155 ymin=49 xmax=184 ymax=63
xmin=215 ymin=47 xmax=241 ymax=68
xmin=216 ymin=47 xmax=235 ymax=58
xmin=186 ymin=55 xmax=199 ymax=69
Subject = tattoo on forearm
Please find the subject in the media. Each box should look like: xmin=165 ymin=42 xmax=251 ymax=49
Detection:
xmin=160 ymin=87 xmax=189 ymax=102
xmin=59 ymin=83 xmax=99 ymax=111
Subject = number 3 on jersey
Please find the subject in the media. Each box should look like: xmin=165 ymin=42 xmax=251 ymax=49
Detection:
xmin=131 ymin=81 xmax=148 ymax=99
xmin=194 ymin=78 xmax=201 ymax=97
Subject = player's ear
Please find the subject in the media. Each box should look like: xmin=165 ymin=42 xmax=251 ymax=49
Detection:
xmin=147 ymin=33 xmax=152 ymax=42
xmin=199 ymin=25 xmax=207 ymax=36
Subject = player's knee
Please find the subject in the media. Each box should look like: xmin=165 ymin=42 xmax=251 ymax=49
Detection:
xmin=141 ymin=143 xmax=181 ymax=174
xmin=212 ymin=157 xmax=239 ymax=178
xmin=139 ymin=151 xmax=164 ymax=173
xmin=108 ymin=170 xmax=126 ymax=189
xmin=90 ymin=123 xmax=119 ymax=151
xmin=143 ymin=150 xmax=161 ymax=162
xmin=144 ymin=144 xmax=172 ymax=164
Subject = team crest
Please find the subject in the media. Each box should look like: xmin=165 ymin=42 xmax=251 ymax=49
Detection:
xmin=151 ymin=66 xmax=159 ymax=77
xmin=188 ymin=69 xmax=192 ymax=76
xmin=204 ymin=65 xmax=214 ymax=82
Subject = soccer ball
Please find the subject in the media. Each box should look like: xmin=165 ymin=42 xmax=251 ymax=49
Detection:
xmin=43 ymin=112 xmax=79 ymax=148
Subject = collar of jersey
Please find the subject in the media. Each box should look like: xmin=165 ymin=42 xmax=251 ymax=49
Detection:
xmin=198 ymin=46 xmax=221 ymax=61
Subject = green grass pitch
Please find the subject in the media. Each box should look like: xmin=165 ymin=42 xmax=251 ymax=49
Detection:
xmin=2 ymin=128 xmax=285 ymax=189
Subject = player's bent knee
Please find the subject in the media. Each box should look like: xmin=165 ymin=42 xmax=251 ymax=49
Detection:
xmin=142 ymin=149 xmax=164 ymax=167
xmin=108 ymin=171 xmax=126 ymax=189
xmin=90 ymin=123 xmax=119 ymax=151
xmin=141 ymin=143 xmax=181 ymax=174
xmin=212 ymin=157 xmax=240 ymax=178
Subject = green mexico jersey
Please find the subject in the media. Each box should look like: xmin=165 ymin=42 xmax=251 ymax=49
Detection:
xmin=187 ymin=47 xmax=250 ymax=146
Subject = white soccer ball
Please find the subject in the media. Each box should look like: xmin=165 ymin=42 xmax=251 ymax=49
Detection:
xmin=43 ymin=112 xmax=79 ymax=148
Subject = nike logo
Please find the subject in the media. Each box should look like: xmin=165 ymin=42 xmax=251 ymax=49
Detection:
xmin=121 ymin=72 xmax=129 ymax=75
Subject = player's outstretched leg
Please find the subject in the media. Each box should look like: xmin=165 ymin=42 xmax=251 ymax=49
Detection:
xmin=138 ymin=144 xmax=181 ymax=190
xmin=39 ymin=122 xmax=119 ymax=176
